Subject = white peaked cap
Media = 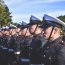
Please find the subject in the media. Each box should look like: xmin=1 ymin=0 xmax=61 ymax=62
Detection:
xmin=43 ymin=14 xmax=65 ymax=27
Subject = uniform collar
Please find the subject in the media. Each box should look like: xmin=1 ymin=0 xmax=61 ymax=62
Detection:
xmin=48 ymin=36 xmax=62 ymax=46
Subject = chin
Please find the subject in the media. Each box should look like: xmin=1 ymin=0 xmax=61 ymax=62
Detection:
xmin=44 ymin=36 xmax=46 ymax=39
xmin=44 ymin=36 xmax=48 ymax=40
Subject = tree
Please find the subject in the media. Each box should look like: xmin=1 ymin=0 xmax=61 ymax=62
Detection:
xmin=57 ymin=15 xmax=65 ymax=35
xmin=57 ymin=15 xmax=65 ymax=22
xmin=0 ymin=1 xmax=12 ymax=27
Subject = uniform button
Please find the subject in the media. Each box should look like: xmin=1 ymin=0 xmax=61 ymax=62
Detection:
xmin=62 ymin=41 xmax=63 ymax=43
xmin=49 ymin=57 xmax=51 ymax=60
xmin=44 ymin=54 xmax=46 ymax=58
xmin=47 ymin=46 xmax=49 ymax=49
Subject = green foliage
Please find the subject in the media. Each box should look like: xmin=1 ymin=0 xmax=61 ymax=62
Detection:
xmin=0 ymin=2 xmax=12 ymax=27
xmin=57 ymin=15 xmax=65 ymax=35
xmin=57 ymin=15 xmax=65 ymax=22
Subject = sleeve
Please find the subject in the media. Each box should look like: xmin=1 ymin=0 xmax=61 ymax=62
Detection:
xmin=57 ymin=46 xmax=65 ymax=65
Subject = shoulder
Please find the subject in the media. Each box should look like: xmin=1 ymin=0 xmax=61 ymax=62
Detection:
xmin=54 ymin=41 xmax=65 ymax=52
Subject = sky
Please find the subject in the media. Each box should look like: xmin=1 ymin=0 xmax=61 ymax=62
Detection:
xmin=4 ymin=0 xmax=65 ymax=23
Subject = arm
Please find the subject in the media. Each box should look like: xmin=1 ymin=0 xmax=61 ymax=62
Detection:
xmin=57 ymin=46 xmax=65 ymax=65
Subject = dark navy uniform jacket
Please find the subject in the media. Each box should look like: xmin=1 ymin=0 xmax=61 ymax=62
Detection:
xmin=30 ymin=34 xmax=44 ymax=64
xmin=62 ymin=35 xmax=65 ymax=42
xmin=42 ymin=37 xmax=65 ymax=65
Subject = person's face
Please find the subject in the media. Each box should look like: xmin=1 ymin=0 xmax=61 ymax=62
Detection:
xmin=5 ymin=30 xmax=9 ymax=35
xmin=42 ymin=26 xmax=53 ymax=40
xmin=25 ymin=28 xmax=31 ymax=36
xmin=2 ymin=30 xmax=7 ymax=35
xmin=21 ymin=28 xmax=27 ymax=36
xmin=16 ymin=28 xmax=21 ymax=33
xmin=11 ymin=29 xmax=16 ymax=35
xmin=9 ymin=29 xmax=12 ymax=35
xmin=35 ymin=26 xmax=42 ymax=34
xmin=29 ymin=24 xmax=37 ymax=34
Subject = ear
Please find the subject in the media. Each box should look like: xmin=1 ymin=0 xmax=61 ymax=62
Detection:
xmin=54 ymin=27 xmax=58 ymax=34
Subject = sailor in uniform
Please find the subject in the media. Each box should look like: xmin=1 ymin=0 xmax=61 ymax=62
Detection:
xmin=40 ymin=14 xmax=65 ymax=65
